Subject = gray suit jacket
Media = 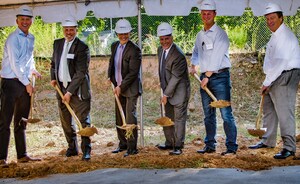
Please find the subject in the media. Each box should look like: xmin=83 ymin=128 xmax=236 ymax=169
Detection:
xmin=108 ymin=40 xmax=142 ymax=97
xmin=158 ymin=44 xmax=190 ymax=105
xmin=50 ymin=37 xmax=91 ymax=100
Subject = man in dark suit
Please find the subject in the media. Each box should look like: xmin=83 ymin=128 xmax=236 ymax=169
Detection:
xmin=50 ymin=17 xmax=92 ymax=161
xmin=156 ymin=22 xmax=190 ymax=155
xmin=108 ymin=19 xmax=142 ymax=157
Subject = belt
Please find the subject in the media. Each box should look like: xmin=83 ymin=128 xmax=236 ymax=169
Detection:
xmin=1 ymin=78 xmax=18 ymax=81
xmin=216 ymin=68 xmax=229 ymax=73
xmin=282 ymin=68 xmax=299 ymax=74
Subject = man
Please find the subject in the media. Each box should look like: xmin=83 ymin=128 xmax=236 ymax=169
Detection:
xmin=248 ymin=3 xmax=300 ymax=159
xmin=0 ymin=5 xmax=42 ymax=167
xmin=108 ymin=19 xmax=142 ymax=157
xmin=190 ymin=0 xmax=238 ymax=155
xmin=50 ymin=17 xmax=92 ymax=161
xmin=156 ymin=22 xmax=190 ymax=155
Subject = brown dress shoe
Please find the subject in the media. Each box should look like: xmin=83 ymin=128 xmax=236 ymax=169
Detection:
xmin=18 ymin=156 xmax=42 ymax=163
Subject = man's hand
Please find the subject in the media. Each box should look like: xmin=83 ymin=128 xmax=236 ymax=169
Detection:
xmin=50 ymin=80 xmax=57 ymax=87
xmin=26 ymin=84 xmax=33 ymax=96
xmin=63 ymin=92 xmax=72 ymax=104
xmin=161 ymin=95 xmax=168 ymax=105
xmin=189 ymin=65 xmax=197 ymax=75
xmin=114 ymin=86 xmax=121 ymax=97
xmin=32 ymin=70 xmax=42 ymax=80
xmin=261 ymin=85 xmax=269 ymax=95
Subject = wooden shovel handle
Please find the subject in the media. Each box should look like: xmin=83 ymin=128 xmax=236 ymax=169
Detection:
xmin=193 ymin=73 xmax=218 ymax=102
xmin=55 ymin=85 xmax=83 ymax=130
xmin=29 ymin=75 xmax=36 ymax=120
xmin=111 ymin=83 xmax=127 ymax=126
xmin=255 ymin=95 xmax=264 ymax=129
xmin=160 ymin=88 xmax=166 ymax=117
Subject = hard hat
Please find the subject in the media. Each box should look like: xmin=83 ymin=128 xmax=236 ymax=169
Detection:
xmin=200 ymin=0 xmax=216 ymax=11
xmin=115 ymin=19 xmax=132 ymax=34
xmin=157 ymin=22 xmax=173 ymax=37
xmin=16 ymin=5 xmax=33 ymax=17
xmin=62 ymin=16 xmax=78 ymax=27
xmin=264 ymin=3 xmax=283 ymax=15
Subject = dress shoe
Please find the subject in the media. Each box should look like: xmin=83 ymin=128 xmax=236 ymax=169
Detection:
xmin=18 ymin=156 xmax=42 ymax=163
xmin=124 ymin=149 xmax=138 ymax=157
xmin=197 ymin=146 xmax=216 ymax=154
xmin=274 ymin=149 xmax=295 ymax=159
xmin=66 ymin=148 xmax=79 ymax=157
xmin=156 ymin=144 xmax=173 ymax=150
xmin=169 ymin=148 xmax=182 ymax=155
xmin=112 ymin=147 xmax=127 ymax=153
xmin=248 ymin=142 xmax=273 ymax=149
xmin=0 ymin=159 xmax=8 ymax=168
xmin=221 ymin=150 xmax=236 ymax=156
xmin=82 ymin=153 xmax=91 ymax=161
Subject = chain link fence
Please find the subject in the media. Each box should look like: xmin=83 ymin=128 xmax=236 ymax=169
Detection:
xmin=83 ymin=9 xmax=300 ymax=56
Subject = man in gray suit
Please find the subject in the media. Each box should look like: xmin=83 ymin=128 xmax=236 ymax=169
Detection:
xmin=156 ymin=22 xmax=190 ymax=155
xmin=50 ymin=17 xmax=92 ymax=161
xmin=108 ymin=19 xmax=142 ymax=157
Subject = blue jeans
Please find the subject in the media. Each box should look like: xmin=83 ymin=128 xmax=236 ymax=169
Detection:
xmin=200 ymin=71 xmax=238 ymax=151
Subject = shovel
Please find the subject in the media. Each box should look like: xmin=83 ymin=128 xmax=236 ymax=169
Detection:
xmin=193 ymin=73 xmax=231 ymax=108
xmin=111 ymin=83 xmax=137 ymax=138
xmin=22 ymin=75 xmax=41 ymax=124
xmin=247 ymin=95 xmax=266 ymax=137
xmin=54 ymin=85 xmax=98 ymax=137
xmin=155 ymin=89 xmax=174 ymax=126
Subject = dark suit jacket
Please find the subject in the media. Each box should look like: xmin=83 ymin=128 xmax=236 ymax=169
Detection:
xmin=50 ymin=37 xmax=91 ymax=100
xmin=158 ymin=44 xmax=190 ymax=105
xmin=108 ymin=40 xmax=142 ymax=97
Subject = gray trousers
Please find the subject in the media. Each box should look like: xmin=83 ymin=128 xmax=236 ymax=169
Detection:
xmin=163 ymin=100 xmax=188 ymax=149
xmin=262 ymin=69 xmax=300 ymax=152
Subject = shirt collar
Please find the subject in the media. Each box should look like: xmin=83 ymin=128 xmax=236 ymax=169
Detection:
xmin=17 ymin=27 xmax=33 ymax=38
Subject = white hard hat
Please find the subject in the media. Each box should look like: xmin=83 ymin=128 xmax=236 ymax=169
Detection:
xmin=115 ymin=19 xmax=132 ymax=34
xmin=264 ymin=3 xmax=283 ymax=15
xmin=157 ymin=22 xmax=173 ymax=37
xmin=16 ymin=5 xmax=33 ymax=17
xmin=200 ymin=0 xmax=216 ymax=11
xmin=62 ymin=16 xmax=78 ymax=27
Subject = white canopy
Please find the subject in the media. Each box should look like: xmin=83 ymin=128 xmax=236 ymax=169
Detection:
xmin=0 ymin=0 xmax=299 ymax=27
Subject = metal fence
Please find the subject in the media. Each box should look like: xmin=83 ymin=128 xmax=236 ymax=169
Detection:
xmin=83 ymin=9 xmax=300 ymax=56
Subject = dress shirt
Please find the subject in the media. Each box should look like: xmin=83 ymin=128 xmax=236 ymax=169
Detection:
xmin=58 ymin=38 xmax=75 ymax=86
xmin=191 ymin=23 xmax=231 ymax=73
xmin=0 ymin=28 xmax=35 ymax=86
xmin=263 ymin=23 xmax=300 ymax=86
xmin=114 ymin=43 xmax=126 ymax=85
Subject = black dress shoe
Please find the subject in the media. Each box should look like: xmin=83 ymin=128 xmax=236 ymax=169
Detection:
xmin=66 ymin=148 xmax=78 ymax=157
xmin=82 ymin=153 xmax=91 ymax=161
xmin=248 ymin=142 xmax=273 ymax=149
xmin=156 ymin=144 xmax=173 ymax=150
xmin=221 ymin=150 xmax=236 ymax=156
xmin=112 ymin=147 xmax=127 ymax=153
xmin=169 ymin=149 xmax=182 ymax=155
xmin=124 ymin=149 xmax=138 ymax=157
xmin=197 ymin=146 xmax=216 ymax=154
xmin=18 ymin=155 xmax=42 ymax=163
xmin=274 ymin=149 xmax=295 ymax=159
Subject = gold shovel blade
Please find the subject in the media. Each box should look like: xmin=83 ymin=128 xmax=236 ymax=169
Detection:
xmin=155 ymin=117 xmax=174 ymax=127
xmin=77 ymin=126 xmax=98 ymax=137
xmin=210 ymin=100 xmax=231 ymax=108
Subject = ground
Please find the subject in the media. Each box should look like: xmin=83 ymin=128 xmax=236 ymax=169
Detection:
xmin=1 ymin=53 xmax=300 ymax=179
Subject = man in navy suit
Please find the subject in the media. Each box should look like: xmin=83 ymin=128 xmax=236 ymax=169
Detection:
xmin=50 ymin=17 xmax=92 ymax=161
xmin=108 ymin=19 xmax=142 ymax=157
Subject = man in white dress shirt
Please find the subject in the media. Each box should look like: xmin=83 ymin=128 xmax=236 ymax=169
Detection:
xmin=249 ymin=3 xmax=300 ymax=159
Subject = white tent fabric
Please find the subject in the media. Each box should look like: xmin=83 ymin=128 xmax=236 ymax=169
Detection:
xmin=0 ymin=0 xmax=300 ymax=27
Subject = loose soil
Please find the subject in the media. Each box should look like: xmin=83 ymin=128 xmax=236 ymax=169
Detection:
xmin=1 ymin=53 xmax=300 ymax=179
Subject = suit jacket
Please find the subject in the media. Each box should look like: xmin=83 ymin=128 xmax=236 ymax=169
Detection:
xmin=50 ymin=37 xmax=91 ymax=100
xmin=108 ymin=40 xmax=142 ymax=97
xmin=158 ymin=44 xmax=190 ymax=105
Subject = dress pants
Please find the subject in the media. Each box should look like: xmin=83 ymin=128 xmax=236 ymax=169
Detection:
xmin=0 ymin=79 xmax=30 ymax=160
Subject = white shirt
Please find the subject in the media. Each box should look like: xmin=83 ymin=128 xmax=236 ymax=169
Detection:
xmin=58 ymin=38 xmax=75 ymax=84
xmin=0 ymin=28 xmax=36 ymax=86
xmin=191 ymin=23 xmax=231 ymax=73
xmin=263 ymin=23 xmax=300 ymax=86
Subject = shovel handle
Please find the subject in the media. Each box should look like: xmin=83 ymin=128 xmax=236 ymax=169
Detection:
xmin=255 ymin=95 xmax=264 ymax=129
xmin=111 ymin=83 xmax=127 ymax=126
xmin=193 ymin=73 xmax=218 ymax=102
xmin=54 ymin=85 xmax=83 ymax=130
xmin=30 ymin=75 xmax=36 ymax=119
xmin=160 ymin=89 xmax=166 ymax=117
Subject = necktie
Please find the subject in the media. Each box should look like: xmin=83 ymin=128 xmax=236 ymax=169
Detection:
xmin=116 ymin=45 xmax=124 ymax=86
xmin=61 ymin=42 xmax=70 ymax=88
xmin=160 ymin=50 xmax=166 ymax=90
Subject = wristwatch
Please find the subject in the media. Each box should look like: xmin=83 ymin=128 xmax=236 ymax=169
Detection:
xmin=205 ymin=74 xmax=210 ymax=79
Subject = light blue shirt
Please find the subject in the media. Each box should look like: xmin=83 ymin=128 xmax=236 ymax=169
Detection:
xmin=263 ymin=23 xmax=300 ymax=86
xmin=0 ymin=27 xmax=35 ymax=86
xmin=191 ymin=23 xmax=231 ymax=73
